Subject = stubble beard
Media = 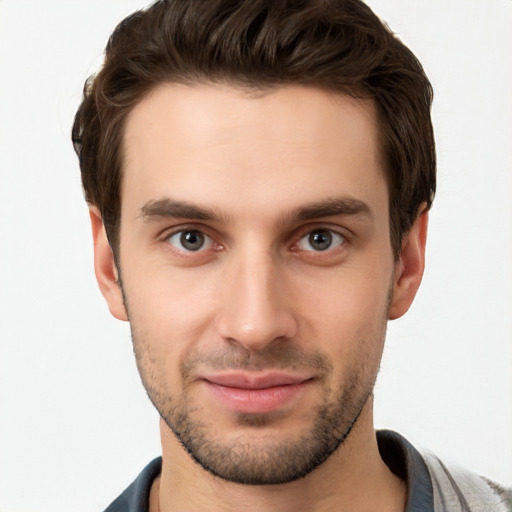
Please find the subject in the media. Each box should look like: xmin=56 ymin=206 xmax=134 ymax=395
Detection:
xmin=130 ymin=330 xmax=385 ymax=485
xmin=118 ymin=265 xmax=394 ymax=486
xmin=168 ymin=370 xmax=373 ymax=485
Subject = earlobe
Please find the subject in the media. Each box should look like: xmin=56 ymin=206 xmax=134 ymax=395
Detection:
xmin=89 ymin=206 xmax=128 ymax=321
xmin=388 ymin=208 xmax=429 ymax=320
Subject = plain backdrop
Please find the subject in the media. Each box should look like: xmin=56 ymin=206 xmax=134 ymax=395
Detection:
xmin=0 ymin=1 xmax=511 ymax=510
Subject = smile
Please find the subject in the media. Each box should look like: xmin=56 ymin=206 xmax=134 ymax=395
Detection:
xmin=201 ymin=373 xmax=313 ymax=415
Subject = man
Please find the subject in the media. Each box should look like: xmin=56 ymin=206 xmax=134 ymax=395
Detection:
xmin=72 ymin=1 xmax=511 ymax=511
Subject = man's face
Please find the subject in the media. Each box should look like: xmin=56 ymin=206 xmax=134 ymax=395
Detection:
xmin=93 ymin=84 xmax=421 ymax=484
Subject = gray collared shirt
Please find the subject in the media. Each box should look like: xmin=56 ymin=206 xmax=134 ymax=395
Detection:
xmin=103 ymin=430 xmax=511 ymax=511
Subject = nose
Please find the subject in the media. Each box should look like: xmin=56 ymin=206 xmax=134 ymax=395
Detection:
xmin=216 ymin=251 xmax=298 ymax=352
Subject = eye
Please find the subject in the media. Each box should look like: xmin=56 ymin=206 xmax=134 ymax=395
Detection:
xmin=296 ymin=229 xmax=345 ymax=252
xmin=167 ymin=229 xmax=214 ymax=252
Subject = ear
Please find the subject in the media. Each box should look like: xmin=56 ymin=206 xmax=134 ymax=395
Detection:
xmin=89 ymin=206 xmax=128 ymax=321
xmin=388 ymin=207 xmax=428 ymax=320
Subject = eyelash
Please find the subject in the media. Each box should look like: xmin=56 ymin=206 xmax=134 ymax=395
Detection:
xmin=163 ymin=227 xmax=220 ymax=254
xmin=293 ymin=228 xmax=346 ymax=253
xmin=161 ymin=225 xmax=349 ymax=258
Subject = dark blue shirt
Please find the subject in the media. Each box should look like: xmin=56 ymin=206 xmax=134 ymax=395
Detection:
xmin=103 ymin=430 xmax=435 ymax=512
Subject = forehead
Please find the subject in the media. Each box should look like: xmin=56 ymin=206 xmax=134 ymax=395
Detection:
xmin=121 ymin=83 xmax=387 ymax=226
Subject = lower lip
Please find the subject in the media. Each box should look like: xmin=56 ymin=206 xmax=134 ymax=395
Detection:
xmin=203 ymin=381 xmax=310 ymax=414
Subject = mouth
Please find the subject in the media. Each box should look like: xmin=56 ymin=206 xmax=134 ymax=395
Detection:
xmin=201 ymin=372 xmax=313 ymax=415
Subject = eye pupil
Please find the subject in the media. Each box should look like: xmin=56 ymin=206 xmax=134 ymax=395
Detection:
xmin=180 ymin=230 xmax=204 ymax=251
xmin=309 ymin=230 xmax=332 ymax=251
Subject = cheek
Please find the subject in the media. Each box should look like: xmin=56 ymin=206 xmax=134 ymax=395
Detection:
xmin=294 ymin=264 xmax=392 ymax=355
xmin=122 ymin=265 xmax=223 ymax=369
xmin=124 ymin=260 xmax=220 ymax=318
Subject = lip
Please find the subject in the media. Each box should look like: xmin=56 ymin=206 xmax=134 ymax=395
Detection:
xmin=201 ymin=372 xmax=313 ymax=414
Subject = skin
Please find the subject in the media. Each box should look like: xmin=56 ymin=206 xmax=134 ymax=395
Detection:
xmin=90 ymin=83 xmax=427 ymax=512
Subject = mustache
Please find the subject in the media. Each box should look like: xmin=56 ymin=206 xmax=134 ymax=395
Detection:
xmin=180 ymin=344 xmax=332 ymax=376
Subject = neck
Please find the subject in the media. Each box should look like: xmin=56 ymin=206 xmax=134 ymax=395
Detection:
xmin=151 ymin=400 xmax=406 ymax=512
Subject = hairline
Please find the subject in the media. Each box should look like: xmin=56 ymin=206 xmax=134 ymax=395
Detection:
xmin=112 ymin=78 xmax=398 ymax=260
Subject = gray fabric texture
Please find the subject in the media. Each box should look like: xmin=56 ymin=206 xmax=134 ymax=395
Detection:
xmin=423 ymin=452 xmax=512 ymax=512
xmin=102 ymin=431 xmax=511 ymax=511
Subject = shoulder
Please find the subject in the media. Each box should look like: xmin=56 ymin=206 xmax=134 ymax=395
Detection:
xmin=422 ymin=452 xmax=512 ymax=512
xmin=377 ymin=430 xmax=511 ymax=512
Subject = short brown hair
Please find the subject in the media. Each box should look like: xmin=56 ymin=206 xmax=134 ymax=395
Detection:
xmin=72 ymin=0 xmax=436 ymax=258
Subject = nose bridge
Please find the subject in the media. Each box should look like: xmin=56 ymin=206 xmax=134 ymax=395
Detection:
xmin=216 ymin=243 xmax=297 ymax=351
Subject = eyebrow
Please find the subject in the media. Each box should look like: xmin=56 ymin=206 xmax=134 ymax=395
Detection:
xmin=139 ymin=196 xmax=373 ymax=224
xmin=291 ymin=197 xmax=374 ymax=223
xmin=139 ymin=198 xmax=225 ymax=222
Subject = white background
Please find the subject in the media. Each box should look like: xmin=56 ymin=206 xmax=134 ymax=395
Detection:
xmin=0 ymin=1 xmax=511 ymax=510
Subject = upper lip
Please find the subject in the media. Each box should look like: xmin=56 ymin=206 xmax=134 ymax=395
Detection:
xmin=202 ymin=372 xmax=311 ymax=390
